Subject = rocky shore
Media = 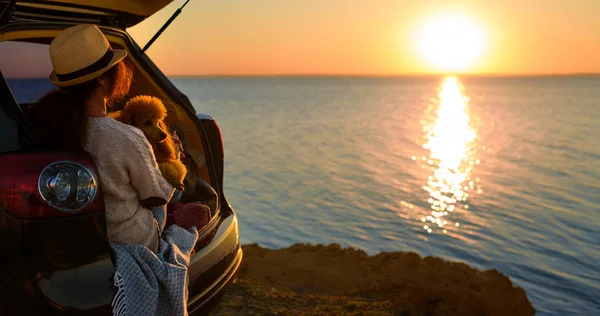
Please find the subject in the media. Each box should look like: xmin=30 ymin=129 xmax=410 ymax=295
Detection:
xmin=212 ymin=243 xmax=534 ymax=315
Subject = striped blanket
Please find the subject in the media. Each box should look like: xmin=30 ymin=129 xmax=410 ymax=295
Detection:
xmin=110 ymin=224 xmax=198 ymax=316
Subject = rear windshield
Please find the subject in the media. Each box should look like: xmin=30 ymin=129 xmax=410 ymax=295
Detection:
xmin=0 ymin=41 xmax=55 ymax=104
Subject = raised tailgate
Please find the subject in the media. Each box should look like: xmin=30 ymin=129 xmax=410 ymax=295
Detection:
xmin=0 ymin=0 xmax=174 ymax=28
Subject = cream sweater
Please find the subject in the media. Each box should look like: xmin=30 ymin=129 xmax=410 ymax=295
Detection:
xmin=84 ymin=116 xmax=175 ymax=252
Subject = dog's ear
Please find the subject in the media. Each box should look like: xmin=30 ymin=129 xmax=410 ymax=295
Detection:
xmin=158 ymin=120 xmax=170 ymax=133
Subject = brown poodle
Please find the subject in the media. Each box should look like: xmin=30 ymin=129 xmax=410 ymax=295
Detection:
xmin=110 ymin=95 xmax=187 ymax=191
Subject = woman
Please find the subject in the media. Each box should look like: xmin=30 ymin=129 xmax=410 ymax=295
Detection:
xmin=33 ymin=24 xmax=174 ymax=252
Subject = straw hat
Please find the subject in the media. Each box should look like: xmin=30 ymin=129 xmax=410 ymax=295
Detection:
xmin=49 ymin=24 xmax=127 ymax=87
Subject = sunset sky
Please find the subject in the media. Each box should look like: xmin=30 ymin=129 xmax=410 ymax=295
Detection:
xmin=2 ymin=0 xmax=600 ymax=76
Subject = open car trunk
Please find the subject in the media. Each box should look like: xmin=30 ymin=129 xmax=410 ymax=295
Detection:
xmin=0 ymin=0 xmax=174 ymax=29
xmin=0 ymin=21 xmax=239 ymax=314
xmin=0 ymin=21 xmax=225 ymax=244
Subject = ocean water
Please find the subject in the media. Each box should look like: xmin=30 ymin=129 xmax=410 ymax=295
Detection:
xmin=7 ymin=76 xmax=600 ymax=315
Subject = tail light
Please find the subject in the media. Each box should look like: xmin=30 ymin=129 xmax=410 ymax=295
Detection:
xmin=213 ymin=119 xmax=224 ymax=158
xmin=197 ymin=113 xmax=224 ymax=158
xmin=0 ymin=152 xmax=103 ymax=219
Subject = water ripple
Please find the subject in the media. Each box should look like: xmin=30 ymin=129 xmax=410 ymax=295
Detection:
xmin=166 ymin=76 xmax=600 ymax=315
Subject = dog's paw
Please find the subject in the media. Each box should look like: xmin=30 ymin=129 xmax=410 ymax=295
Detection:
xmin=171 ymin=176 xmax=185 ymax=191
xmin=159 ymin=160 xmax=188 ymax=191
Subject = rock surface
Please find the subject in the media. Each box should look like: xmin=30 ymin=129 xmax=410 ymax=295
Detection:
xmin=212 ymin=243 xmax=535 ymax=315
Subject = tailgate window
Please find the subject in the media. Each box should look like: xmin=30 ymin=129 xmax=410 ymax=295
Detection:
xmin=0 ymin=41 xmax=54 ymax=105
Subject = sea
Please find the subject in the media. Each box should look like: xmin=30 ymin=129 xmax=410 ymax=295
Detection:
xmin=7 ymin=76 xmax=600 ymax=315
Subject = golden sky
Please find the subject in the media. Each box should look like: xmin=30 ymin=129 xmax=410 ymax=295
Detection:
xmin=126 ymin=0 xmax=600 ymax=76
xmin=1 ymin=0 xmax=599 ymax=77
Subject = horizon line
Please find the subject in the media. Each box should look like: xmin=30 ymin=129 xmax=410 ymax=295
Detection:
xmin=167 ymin=73 xmax=600 ymax=78
xmin=5 ymin=73 xmax=600 ymax=80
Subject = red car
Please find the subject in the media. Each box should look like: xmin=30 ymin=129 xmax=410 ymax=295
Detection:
xmin=0 ymin=1 xmax=242 ymax=314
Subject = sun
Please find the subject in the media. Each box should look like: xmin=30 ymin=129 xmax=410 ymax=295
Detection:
xmin=415 ymin=13 xmax=487 ymax=73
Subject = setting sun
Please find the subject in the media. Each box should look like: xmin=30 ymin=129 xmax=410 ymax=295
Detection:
xmin=415 ymin=13 xmax=488 ymax=73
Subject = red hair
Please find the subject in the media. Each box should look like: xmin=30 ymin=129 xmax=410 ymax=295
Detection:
xmin=29 ymin=61 xmax=133 ymax=152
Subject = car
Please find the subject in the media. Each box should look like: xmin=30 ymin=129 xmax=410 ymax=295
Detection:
xmin=0 ymin=1 xmax=242 ymax=315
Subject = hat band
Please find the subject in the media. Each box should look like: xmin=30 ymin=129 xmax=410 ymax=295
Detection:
xmin=55 ymin=48 xmax=115 ymax=82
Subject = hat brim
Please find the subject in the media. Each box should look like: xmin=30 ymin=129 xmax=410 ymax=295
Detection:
xmin=49 ymin=49 xmax=128 ymax=88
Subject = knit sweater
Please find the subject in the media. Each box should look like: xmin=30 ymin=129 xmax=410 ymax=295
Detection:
xmin=84 ymin=116 xmax=175 ymax=252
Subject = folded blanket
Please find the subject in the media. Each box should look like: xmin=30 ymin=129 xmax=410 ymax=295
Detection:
xmin=166 ymin=202 xmax=212 ymax=230
xmin=110 ymin=225 xmax=198 ymax=316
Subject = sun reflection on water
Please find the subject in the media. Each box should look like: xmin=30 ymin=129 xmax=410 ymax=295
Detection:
xmin=419 ymin=77 xmax=479 ymax=233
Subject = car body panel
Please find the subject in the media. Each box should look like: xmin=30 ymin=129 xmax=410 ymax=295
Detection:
xmin=0 ymin=71 xmax=26 ymax=288
xmin=1 ymin=0 xmax=174 ymax=28
xmin=0 ymin=210 xmax=240 ymax=314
